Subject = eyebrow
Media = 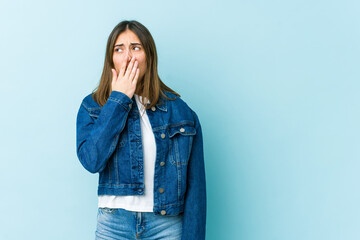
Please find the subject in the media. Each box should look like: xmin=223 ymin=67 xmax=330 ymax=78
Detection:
xmin=114 ymin=43 xmax=142 ymax=48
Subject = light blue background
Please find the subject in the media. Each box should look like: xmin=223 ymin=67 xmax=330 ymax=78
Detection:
xmin=0 ymin=0 xmax=359 ymax=239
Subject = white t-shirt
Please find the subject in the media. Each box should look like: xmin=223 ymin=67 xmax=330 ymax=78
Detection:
xmin=97 ymin=94 xmax=156 ymax=212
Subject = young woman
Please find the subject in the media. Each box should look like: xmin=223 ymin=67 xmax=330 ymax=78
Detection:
xmin=76 ymin=20 xmax=206 ymax=240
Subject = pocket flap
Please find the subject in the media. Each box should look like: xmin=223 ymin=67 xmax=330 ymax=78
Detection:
xmin=168 ymin=124 xmax=197 ymax=138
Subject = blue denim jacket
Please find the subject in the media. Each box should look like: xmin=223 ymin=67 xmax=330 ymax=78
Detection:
xmin=76 ymin=90 xmax=206 ymax=239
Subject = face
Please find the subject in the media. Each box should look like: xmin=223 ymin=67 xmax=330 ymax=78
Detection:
xmin=112 ymin=29 xmax=147 ymax=81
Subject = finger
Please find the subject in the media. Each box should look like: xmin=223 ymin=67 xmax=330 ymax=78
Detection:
xmin=125 ymin=56 xmax=136 ymax=78
xmin=119 ymin=59 xmax=128 ymax=76
xmin=129 ymin=60 xmax=138 ymax=80
xmin=125 ymin=56 xmax=135 ymax=77
xmin=132 ymin=68 xmax=140 ymax=84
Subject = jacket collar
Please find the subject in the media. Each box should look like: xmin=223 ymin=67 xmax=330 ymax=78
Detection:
xmin=155 ymin=96 xmax=167 ymax=112
xmin=131 ymin=93 xmax=168 ymax=112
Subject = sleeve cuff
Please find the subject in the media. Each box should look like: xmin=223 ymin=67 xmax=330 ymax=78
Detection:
xmin=108 ymin=91 xmax=134 ymax=111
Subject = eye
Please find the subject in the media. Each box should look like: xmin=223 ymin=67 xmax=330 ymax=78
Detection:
xmin=133 ymin=46 xmax=140 ymax=50
xmin=114 ymin=48 xmax=122 ymax=52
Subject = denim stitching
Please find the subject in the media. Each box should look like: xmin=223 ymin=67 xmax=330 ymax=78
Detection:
xmin=108 ymin=97 xmax=131 ymax=112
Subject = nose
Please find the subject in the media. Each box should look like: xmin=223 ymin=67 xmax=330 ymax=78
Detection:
xmin=125 ymin=51 xmax=132 ymax=61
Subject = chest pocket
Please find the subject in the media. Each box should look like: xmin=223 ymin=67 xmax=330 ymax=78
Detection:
xmin=167 ymin=123 xmax=197 ymax=165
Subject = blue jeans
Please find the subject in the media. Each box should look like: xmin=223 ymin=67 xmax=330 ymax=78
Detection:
xmin=95 ymin=207 xmax=183 ymax=239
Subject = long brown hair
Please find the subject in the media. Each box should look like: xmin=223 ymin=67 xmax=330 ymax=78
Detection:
xmin=91 ymin=20 xmax=180 ymax=108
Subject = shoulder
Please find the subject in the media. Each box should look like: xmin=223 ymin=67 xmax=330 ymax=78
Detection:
xmin=162 ymin=91 xmax=190 ymax=110
xmin=162 ymin=91 xmax=199 ymax=125
xmin=80 ymin=92 xmax=101 ymax=112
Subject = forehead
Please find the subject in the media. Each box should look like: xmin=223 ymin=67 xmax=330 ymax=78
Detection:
xmin=115 ymin=30 xmax=141 ymax=44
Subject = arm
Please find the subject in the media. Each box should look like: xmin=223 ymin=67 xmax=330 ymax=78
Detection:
xmin=182 ymin=110 xmax=207 ymax=240
xmin=76 ymin=91 xmax=133 ymax=173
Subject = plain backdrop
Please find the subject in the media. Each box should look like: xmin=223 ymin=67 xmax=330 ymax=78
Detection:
xmin=0 ymin=0 xmax=359 ymax=239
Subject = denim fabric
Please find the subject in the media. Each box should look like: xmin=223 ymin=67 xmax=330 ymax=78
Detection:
xmin=76 ymin=90 xmax=206 ymax=240
xmin=95 ymin=207 xmax=183 ymax=239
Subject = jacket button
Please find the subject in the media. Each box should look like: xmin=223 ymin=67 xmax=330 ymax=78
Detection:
xmin=160 ymin=210 xmax=166 ymax=215
xmin=180 ymin=127 xmax=185 ymax=132
xmin=161 ymin=133 xmax=165 ymax=139
xmin=159 ymin=188 xmax=164 ymax=193
xmin=151 ymin=106 xmax=156 ymax=111
xmin=160 ymin=161 xmax=165 ymax=166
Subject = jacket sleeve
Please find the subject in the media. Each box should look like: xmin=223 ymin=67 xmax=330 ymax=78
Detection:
xmin=76 ymin=91 xmax=133 ymax=174
xmin=182 ymin=110 xmax=207 ymax=240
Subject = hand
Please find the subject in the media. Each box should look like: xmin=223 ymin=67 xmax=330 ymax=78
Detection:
xmin=111 ymin=56 xmax=140 ymax=99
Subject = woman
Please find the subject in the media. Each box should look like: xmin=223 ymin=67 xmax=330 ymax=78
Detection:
xmin=76 ymin=20 xmax=206 ymax=240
